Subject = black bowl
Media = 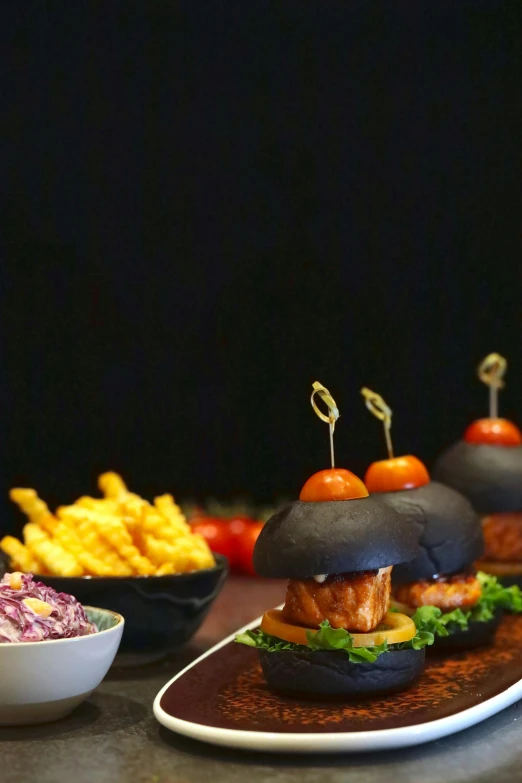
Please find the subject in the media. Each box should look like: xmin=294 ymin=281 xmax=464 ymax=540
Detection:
xmin=0 ymin=554 xmax=228 ymax=662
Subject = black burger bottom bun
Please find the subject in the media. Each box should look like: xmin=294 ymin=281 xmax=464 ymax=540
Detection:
xmin=430 ymin=611 xmax=502 ymax=653
xmin=259 ymin=648 xmax=425 ymax=698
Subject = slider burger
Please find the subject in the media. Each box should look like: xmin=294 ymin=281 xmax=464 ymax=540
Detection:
xmin=235 ymin=382 xmax=439 ymax=697
xmin=361 ymin=386 xmax=521 ymax=651
xmin=433 ymin=355 xmax=522 ymax=589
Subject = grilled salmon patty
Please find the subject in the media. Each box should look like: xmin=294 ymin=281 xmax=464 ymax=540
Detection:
xmin=282 ymin=566 xmax=392 ymax=633
xmin=394 ymin=573 xmax=481 ymax=611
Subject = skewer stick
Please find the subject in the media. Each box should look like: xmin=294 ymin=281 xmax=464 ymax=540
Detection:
xmin=477 ymin=353 xmax=507 ymax=419
xmin=310 ymin=381 xmax=340 ymax=468
xmin=361 ymin=387 xmax=394 ymax=460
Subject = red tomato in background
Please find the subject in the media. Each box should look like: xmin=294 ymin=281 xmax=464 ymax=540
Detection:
xmin=228 ymin=514 xmax=255 ymax=529
xmin=191 ymin=514 xmax=265 ymax=575
xmin=235 ymin=521 xmax=264 ymax=576
xmin=228 ymin=516 xmax=254 ymax=571
xmin=191 ymin=518 xmax=235 ymax=565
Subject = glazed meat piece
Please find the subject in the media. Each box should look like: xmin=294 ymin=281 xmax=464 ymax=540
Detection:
xmin=482 ymin=514 xmax=522 ymax=562
xmin=394 ymin=573 xmax=481 ymax=612
xmin=282 ymin=566 xmax=392 ymax=633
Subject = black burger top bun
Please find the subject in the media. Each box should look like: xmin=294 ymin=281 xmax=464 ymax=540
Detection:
xmin=433 ymin=440 xmax=522 ymax=515
xmin=253 ymin=496 xmax=418 ymax=579
xmin=376 ymin=481 xmax=484 ymax=583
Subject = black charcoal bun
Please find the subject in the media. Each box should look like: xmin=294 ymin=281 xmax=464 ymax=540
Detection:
xmin=375 ymin=482 xmax=484 ymax=583
xmin=430 ymin=611 xmax=502 ymax=652
xmin=253 ymin=497 xmax=418 ymax=579
xmin=433 ymin=440 xmax=522 ymax=515
xmin=259 ymin=648 xmax=425 ymax=697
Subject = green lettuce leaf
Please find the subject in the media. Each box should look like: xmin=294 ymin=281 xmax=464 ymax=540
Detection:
xmin=305 ymin=623 xmax=388 ymax=663
xmin=439 ymin=607 xmax=470 ymax=630
xmin=235 ymin=606 xmax=443 ymax=663
xmin=476 ymin=570 xmax=522 ymax=614
xmin=234 ymin=629 xmax=308 ymax=652
xmin=429 ymin=571 xmax=522 ymax=635
xmin=410 ymin=605 xmax=449 ymax=638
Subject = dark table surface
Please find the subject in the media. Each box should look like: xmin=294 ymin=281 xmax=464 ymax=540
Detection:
xmin=2 ymin=576 xmax=522 ymax=783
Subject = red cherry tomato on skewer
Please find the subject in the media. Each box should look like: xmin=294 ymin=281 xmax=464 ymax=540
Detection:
xmin=364 ymin=455 xmax=430 ymax=493
xmin=464 ymin=418 xmax=522 ymax=446
xmin=299 ymin=468 xmax=368 ymax=502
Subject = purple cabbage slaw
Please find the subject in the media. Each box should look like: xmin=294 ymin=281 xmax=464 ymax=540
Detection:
xmin=0 ymin=573 xmax=97 ymax=643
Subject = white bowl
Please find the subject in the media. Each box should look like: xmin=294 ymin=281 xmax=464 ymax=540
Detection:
xmin=0 ymin=606 xmax=124 ymax=726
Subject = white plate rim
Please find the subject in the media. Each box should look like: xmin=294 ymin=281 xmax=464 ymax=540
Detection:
xmin=153 ymin=611 xmax=522 ymax=753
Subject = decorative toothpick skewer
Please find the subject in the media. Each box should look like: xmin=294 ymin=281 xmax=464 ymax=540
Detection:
xmin=310 ymin=381 xmax=340 ymax=468
xmin=361 ymin=387 xmax=394 ymax=459
xmin=478 ymin=353 xmax=507 ymax=419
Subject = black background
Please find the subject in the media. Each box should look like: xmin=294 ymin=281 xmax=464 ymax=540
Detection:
xmin=3 ymin=1 xmax=522 ymax=534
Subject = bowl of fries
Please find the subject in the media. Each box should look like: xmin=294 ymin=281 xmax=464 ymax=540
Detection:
xmin=1 ymin=473 xmax=228 ymax=662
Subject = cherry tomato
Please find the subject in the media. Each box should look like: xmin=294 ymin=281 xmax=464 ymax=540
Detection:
xmin=364 ymin=455 xmax=430 ymax=493
xmin=299 ymin=468 xmax=368 ymax=502
xmin=226 ymin=516 xmax=254 ymax=571
xmin=191 ymin=518 xmax=235 ymax=564
xmin=235 ymin=520 xmax=264 ymax=575
xmin=464 ymin=418 xmax=522 ymax=446
xmin=228 ymin=515 xmax=254 ymax=537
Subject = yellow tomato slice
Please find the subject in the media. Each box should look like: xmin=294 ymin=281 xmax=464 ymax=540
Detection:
xmin=352 ymin=612 xmax=416 ymax=646
xmin=475 ymin=560 xmax=522 ymax=576
xmin=260 ymin=609 xmax=415 ymax=648
xmin=389 ymin=598 xmax=415 ymax=616
xmin=260 ymin=610 xmax=310 ymax=645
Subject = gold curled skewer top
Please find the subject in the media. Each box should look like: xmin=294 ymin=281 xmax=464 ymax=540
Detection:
xmin=478 ymin=353 xmax=507 ymax=419
xmin=478 ymin=353 xmax=507 ymax=390
xmin=311 ymin=381 xmax=339 ymax=468
xmin=361 ymin=387 xmax=394 ymax=460
xmin=311 ymin=381 xmax=340 ymax=430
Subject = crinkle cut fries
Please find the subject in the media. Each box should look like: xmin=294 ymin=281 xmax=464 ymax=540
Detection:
xmin=1 ymin=472 xmax=215 ymax=577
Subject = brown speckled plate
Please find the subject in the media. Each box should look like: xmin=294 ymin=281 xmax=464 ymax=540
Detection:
xmin=153 ymin=613 xmax=522 ymax=753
